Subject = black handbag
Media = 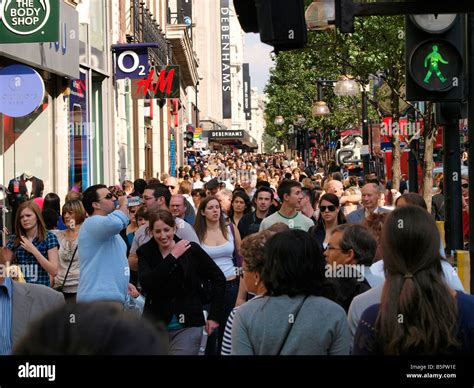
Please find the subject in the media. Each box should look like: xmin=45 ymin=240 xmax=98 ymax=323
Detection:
xmin=56 ymin=245 xmax=78 ymax=293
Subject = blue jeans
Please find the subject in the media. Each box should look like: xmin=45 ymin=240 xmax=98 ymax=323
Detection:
xmin=204 ymin=277 xmax=239 ymax=355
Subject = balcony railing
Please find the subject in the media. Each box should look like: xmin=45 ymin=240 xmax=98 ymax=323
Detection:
xmin=129 ymin=0 xmax=172 ymax=66
xmin=167 ymin=8 xmax=184 ymax=25
xmin=167 ymin=8 xmax=192 ymax=40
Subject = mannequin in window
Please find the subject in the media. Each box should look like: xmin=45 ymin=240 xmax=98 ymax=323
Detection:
xmin=7 ymin=172 xmax=44 ymax=233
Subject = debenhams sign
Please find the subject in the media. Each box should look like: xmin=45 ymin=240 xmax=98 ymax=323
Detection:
xmin=210 ymin=130 xmax=244 ymax=139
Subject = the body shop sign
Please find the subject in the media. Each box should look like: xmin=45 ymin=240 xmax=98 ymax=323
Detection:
xmin=0 ymin=0 xmax=59 ymax=43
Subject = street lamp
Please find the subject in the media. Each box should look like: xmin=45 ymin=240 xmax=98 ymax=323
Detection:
xmin=312 ymin=101 xmax=331 ymax=116
xmin=274 ymin=115 xmax=285 ymax=126
xmin=312 ymin=80 xmax=336 ymax=116
xmin=334 ymin=75 xmax=359 ymax=97
xmin=305 ymin=0 xmax=335 ymax=30
xmin=274 ymin=103 xmax=285 ymax=125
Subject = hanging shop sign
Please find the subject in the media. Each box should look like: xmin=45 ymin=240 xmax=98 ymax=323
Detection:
xmin=131 ymin=66 xmax=180 ymax=100
xmin=0 ymin=0 xmax=59 ymax=43
xmin=0 ymin=64 xmax=45 ymax=117
xmin=220 ymin=0 xmax=231 ymax=118
xmin=209 ymin=130 xmax=244 ymax=139
xmin=112 ymin=43 xmax=160 ymax=80
xmin=0 ymin=1 xmax=79 ymax=78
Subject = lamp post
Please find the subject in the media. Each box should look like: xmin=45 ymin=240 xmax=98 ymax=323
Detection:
xmin=294 ymin=115 xmax=308 ymax=167
xmin=314 ymin=77 xmax=370 ymax=175
xmin=361 ymin=85 xmax=370 ymax=176
xmin=288 ymin=124 xmax=295 ymax=158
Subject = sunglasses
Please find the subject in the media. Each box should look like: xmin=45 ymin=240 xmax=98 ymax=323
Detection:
xmin=100 ymin=193 xmax=115 ymax=201
xmin=462 ymin=183 xmax=469 ymax=189
xmin=166 ymin=185 xmax=176 ymax=190
xmin=320 ymin=205 xmax=337 ymax=212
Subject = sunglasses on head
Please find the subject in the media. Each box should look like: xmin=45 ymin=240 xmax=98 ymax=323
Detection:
xmin=320 ymin=205 xmax=337 ymax=212
xmin=462 ymin=183 xmax=469 ymax=189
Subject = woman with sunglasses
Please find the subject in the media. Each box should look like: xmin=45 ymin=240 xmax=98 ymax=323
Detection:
xmin=309 ymin=193 xmax=346 ymax=252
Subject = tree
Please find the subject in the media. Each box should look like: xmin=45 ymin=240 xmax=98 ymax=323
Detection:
xmin=266 ymin=12 xmax=443 ymax=194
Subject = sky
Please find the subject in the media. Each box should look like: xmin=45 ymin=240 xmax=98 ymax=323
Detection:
xmin=243 ymin=33 xmax=274 ymax=94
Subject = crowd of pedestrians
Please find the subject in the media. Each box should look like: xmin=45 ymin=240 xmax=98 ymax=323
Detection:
xmin=1 ymin=150 xmax=473 ymax=356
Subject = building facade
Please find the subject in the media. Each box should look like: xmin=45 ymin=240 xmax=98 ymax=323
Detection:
xmin=0 ymin=0 xmax=265 ymax=221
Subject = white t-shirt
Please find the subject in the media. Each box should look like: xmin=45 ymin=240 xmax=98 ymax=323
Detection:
xmin=369 ymin=260 xmax=464 ymax=291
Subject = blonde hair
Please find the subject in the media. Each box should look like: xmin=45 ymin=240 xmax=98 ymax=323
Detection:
xmin=62 ymin=200 xmax=87 ymax=225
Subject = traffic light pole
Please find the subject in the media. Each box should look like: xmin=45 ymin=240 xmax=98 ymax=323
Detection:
xmin=407 ymin=108 xmax=419 ymax=192
xmin=467 ymin=14 xmax=474 ymax=292
xmin=442 ymin=113 xmax=464 ymax=256
xmin=362 ymin=89 xmax=370 ymax=177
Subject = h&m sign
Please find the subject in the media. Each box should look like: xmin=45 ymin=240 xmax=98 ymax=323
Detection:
xmin=131 ymin=66 xmax=180 ymax=100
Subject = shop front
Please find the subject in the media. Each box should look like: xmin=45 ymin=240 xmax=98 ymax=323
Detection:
xmin=0 ymin=1 xmax=80 ymax=210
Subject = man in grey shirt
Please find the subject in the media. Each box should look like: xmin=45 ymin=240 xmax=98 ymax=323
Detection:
xmin=128 ymin=183 xmax=199 ymax=272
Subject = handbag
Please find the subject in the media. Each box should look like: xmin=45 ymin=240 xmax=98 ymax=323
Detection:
xmin=276 ymin=296 xmax=308 ymax=355
xmin=56 ymin=245 xmax=78 ymax=293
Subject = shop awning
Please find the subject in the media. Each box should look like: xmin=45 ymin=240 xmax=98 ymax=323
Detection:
xmin=207 ymin=129 xmax=257 ymax=149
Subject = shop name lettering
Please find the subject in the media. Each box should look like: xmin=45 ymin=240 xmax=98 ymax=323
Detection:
xmin=50 ymin=23 xmax=75 ymax=55
xmin=221 ymin=6 xmax=230 ymax=92
xmin=135 ymin=68 xmax=175 ymax=96
xmin=244 ymin=82 xmax=249 ymax=109
xmin=212 ymin=131 xmax=243 ymax=138
xmin=5 ymin=0 xmax=43 ymax=26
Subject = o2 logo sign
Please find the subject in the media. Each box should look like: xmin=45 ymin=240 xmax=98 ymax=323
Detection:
xmin=114 ymin=48 xmax=150 ymax=80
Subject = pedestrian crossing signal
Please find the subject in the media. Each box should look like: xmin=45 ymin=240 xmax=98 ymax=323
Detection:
xmin=406 ymin=14 xmax=466 ymax=102
xmin=185 ymin=126 xmax=194 ymax=148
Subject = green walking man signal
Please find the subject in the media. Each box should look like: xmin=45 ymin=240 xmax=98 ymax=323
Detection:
xmin=423 ymin=45 xmax=448 ymax=84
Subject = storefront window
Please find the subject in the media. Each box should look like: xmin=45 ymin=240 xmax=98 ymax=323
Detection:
xmin=0 ymin=75 xmax=53 ymax=230
xmin=68 ymin=68 xmax=90 ymax=192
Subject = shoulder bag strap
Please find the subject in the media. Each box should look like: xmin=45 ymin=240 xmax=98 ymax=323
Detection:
xmin=228 ymin=223 xmax=242 ymax=267
xmin=276 ymin=296 xmax=309 ymax=355
xmin=60 ymin=245 xmax=78 ymax=290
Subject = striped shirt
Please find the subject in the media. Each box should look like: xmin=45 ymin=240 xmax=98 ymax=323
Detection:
xmin=221 ymin=295 xmax=262 ymax=356
xmin=0 ymin=277 xmax=13 ymax=355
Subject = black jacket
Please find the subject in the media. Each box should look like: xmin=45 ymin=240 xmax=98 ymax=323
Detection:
xmin=137 ymin=236 xmax=226 ymax=327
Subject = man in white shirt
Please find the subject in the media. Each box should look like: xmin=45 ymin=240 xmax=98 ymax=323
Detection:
xmin=259 ymin=180 xmax=313 ymax=232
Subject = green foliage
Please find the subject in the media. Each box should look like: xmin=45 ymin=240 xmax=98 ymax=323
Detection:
xmin=262 ymin=131 xmax=279 ymax=153
xmin=264 ymin=15 xmax=405 ymax=142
